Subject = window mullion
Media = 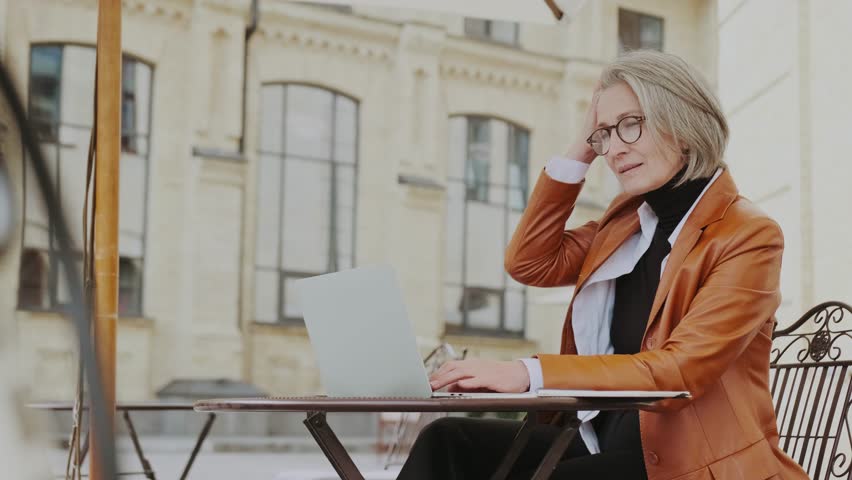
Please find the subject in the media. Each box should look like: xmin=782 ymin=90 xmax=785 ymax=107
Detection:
xmin=49 ymin=47 xmax=65 ymax=308
xmin=328 ymin=95 xmax=338 ymax=273
xmin=277 ymin=85 xmax=288 ymax=323
xmin=502 ymin=126 xmax=511 ymax=332
xmin=461 ymin=118 xmax=470 ymax=331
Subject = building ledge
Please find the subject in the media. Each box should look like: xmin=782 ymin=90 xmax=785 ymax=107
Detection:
xmin=191 ymin=146 xmax=246 ymax=163
xmin=443 ymin=333 xmax=537 ymax=350
xmin=398 ymin=174 xmax=444 ymax=191
xmin=250 ymin=321 xmax=309 ymax=337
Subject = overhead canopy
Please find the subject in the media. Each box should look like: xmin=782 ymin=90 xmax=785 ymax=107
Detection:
xmin=303 ymin=0 xmax=584 ymax=24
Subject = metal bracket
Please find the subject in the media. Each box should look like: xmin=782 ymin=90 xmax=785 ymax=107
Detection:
xmin=304 ymin=411 xmax=366 ymax=480
xmin=122 ymin=411 xmax=156 ymax=480
xmin=530 ymin=412 xmax=581 ymax=480
xmin=180 ymin=412 xmax=217 ymax=480
xmin=489 ymin=411 xmax=539 ymax=480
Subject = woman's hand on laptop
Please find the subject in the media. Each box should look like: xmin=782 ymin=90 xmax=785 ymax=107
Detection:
xmin=429 ymin=359 xmax=531 ymax=393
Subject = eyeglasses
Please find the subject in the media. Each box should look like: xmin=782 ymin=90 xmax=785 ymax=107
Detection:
xmin=586 ymin=115 xmax=645 ymax=156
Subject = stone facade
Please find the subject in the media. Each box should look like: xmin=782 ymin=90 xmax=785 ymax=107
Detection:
xmin=5 ymin=1 xmax=809 ymax=436
xmin=716 ymin=0 xmax=852 ymax=327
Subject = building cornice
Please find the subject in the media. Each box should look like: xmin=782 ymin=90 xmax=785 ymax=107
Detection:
xmin=440 ymin=39 xmax=564 ymax=97
xmin=123 ymin=0 xmax=190 ymax=24
xmin=51 ymin=0 xmax=192 ymax=23
xmin=257 ymin=26 xmax=394 ymax=64
xmin=256 ymin=5 xmax=399 ymax=65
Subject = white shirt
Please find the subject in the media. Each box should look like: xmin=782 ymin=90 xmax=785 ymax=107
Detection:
xmin=519 ymin=156 xmax=722 ymax=453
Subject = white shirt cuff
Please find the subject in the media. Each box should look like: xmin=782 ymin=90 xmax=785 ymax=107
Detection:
xmin=545 ymin=156 xmax=590 ymax=184
xmin=519 ymin=358 xmax=544 ymax=393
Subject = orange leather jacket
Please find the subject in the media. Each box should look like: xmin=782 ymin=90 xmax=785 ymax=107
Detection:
xmin=505 ymin=169 xmax=809 ymax=480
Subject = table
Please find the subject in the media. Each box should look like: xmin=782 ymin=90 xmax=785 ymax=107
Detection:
xmin=29 ymin=401 xmax=216 ymax=480
xmin=194 ymin=395 xmax=688 ymax=480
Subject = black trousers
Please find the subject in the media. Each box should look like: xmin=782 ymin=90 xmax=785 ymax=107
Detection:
xmin=396 ymin=410 xmax=648 ymax=480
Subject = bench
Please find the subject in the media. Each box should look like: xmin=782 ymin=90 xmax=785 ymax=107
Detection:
xmin=770 ymin=301 xmax=852 ymax=479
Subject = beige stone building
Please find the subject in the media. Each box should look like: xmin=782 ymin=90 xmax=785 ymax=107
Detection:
xmin=715 ymin=0 xmax=852 ymax=327
xmin=1 ymin=0 xmax=845 ymax=433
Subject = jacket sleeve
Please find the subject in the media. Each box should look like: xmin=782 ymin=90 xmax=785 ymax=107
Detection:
xmin=537 ymin=216 xmax=784 ymax=411
xmin=504 ymin=170 xmax=598 ymax=288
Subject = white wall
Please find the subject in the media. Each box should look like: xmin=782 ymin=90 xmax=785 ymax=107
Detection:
xmin=717 ymin=0 xmax=852 ymax=325
xmin=717 ymin=0 xmax=802 ymax=324
xmin=807 ymin=0 xmax=852 ymax=306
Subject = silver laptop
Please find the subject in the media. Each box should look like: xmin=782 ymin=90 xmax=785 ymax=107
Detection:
xmin=294 ymin=265 xmax=536 ymax=399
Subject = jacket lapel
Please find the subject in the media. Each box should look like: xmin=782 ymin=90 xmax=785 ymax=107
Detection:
xmin=575 ymin=195 xmax=645 ymax=291
xmin=576 ymin=213 xmax=640 ymax=291
xmin=644 ymin=170 xmax=740 ymax=331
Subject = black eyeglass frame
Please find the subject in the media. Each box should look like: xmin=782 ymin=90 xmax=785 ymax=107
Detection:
xmin=586 ymin=115 xmax=646 ymax=155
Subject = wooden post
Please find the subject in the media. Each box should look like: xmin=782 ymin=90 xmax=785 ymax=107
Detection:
xmin=90 ymin=1 xmax=121 ymax=479
xmin=544 ymin=0 xmax=564 ymax=20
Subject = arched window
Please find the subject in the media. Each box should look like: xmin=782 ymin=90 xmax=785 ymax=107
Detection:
xmin=21 ymin=44 xmax=151 ymax=314
xmin=445 ymin=116 xmax=529 ymax=336
xmin=254 ymin=84 xmax=358 ymax=324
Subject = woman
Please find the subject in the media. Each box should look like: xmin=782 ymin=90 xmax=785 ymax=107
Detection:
xmin=397 ymin=51 xmax=809 ymax=479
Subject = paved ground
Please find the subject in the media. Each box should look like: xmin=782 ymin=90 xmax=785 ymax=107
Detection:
xmin=45 ymin=436 xmax=404 ymax=480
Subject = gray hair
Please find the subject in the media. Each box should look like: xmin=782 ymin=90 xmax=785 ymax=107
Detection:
xmin=600 ymin=50 xmax=728 ymax=183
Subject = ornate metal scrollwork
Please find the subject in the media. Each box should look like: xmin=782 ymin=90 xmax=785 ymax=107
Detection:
xmin=771 ymin=302 xmax=852 ymax=365
xmin=810 ymin=330 xmax=831 ymax=361
xmin=770 ymin=302 xmax=852 ymax=479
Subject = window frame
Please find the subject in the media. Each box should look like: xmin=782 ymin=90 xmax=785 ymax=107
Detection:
xmin=463 ymin=18 xmax=521 ymax=47
xmin=253 ymin=82 xmax=360 ymax=325
xmin=445 ymin=115 xmax=529 ymax=337
xmin=18 ymin=42 xmax=153 ymax=317
xmin=617 ymin=8 xmax=665 ymax=53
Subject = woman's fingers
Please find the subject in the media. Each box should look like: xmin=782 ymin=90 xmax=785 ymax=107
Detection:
xmin=566 ymin=80 xmax=604 ymax=164
xmin=431 ymin=360 xmax=461 ymax=380
xmin=456 ymin=377 xmax=485 ymax=390
xmin=429 ymin=359 xmax=530 ymax=393
xmin=431 ymin=359 xmax=480 ymax=382
xmin=584 ymin=87 xmax=601 ymax=134
xmin=430 ymin=359 xmax=492 ymax=390
xmin=430 ymin=367 xmax=472 ymax=390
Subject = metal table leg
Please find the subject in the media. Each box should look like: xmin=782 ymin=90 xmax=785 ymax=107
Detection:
xmin=304 ymin=412 xmax=366 ymax=480
xmin=529 ymin=412 xmax=581 ymax=480
xmin=80 ymin=430 xmax=90 ymax=465
xmin=180 ymin=412 xmax=216 ymax=480
xmin=489 ymin=411 xmax=538 ymax=480
xmin=122 ymin=411 xmax=156 ymax=480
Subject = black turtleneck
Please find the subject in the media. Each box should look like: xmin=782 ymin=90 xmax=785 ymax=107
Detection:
xmin=611 ymin=166 xmax=712 ymax=355
xmin=593 ymin=166 xmax=712 ymax=460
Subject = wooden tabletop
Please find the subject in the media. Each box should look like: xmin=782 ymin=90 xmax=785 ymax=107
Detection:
xmin=193 ymin=395 xmax=687 ymax=413
xmin=28 ymin=401 xmax=197 ymax=412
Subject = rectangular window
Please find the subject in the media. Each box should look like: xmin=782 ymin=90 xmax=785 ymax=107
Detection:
xmin=118 ymin=257 xmax=143 ymax=316
xmin=445 ymin=117 xmax=529 ymax=336
xmin=121 ymin=58 xmax=138 ymax=153
xmin=466 ymin=118 xmax=490 ymax=202
xmin=464 ymin=18 xmax=519 ymax=46
xmin=29 ymin=46 xmax=62 ymax=141
xmin=618 ymin=9 xmax=664 ymax=52
xmin=19 ymin=45 xmax=151 ymax=315
xmin=17 ymin=249 xmax=49 ymax=309
xmin=508 ymin=127 xmax=529 ymax=211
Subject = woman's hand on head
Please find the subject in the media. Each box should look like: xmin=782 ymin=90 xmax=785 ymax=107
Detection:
xmin=428 ymin=359 xmax=531 ymax=393
xmin=565 ymin=80 xmax=602 ymax=165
